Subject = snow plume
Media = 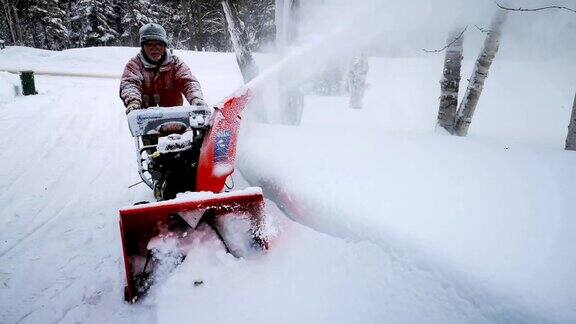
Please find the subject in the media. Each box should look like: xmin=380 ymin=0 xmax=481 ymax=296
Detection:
xmin=248 ymin=0 xmax=575 ymax=120
xmin=247 ymin=0 xmax=494 ymax=122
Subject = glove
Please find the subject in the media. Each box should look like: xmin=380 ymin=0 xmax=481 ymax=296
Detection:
xmin=189 ymin=98 xmax=212 ymax=128
xmin=125 ymin=101 xmax=141 ymax=115
xmin=191 ymin=98 xmax=209 ymax=111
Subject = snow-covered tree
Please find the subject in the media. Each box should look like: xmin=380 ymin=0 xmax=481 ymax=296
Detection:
xmin=1 ymin=0 xmax=276 ymax=51
xmin=28 ymin=0 xmax=68 ymax=50
xmin=236 ymin=0 xmax=275 ymax=50
xmin=151 ymin=0 xmax=190 ymax=49
xmin=71 ymin=0 xmax=119 ymax=47
xmin=1 ymin=0 xmax=24 ymax=45
xmin=436 ymin=28 xmax=464 ymax=133
xmin=120 ymin=0 xmax=155 ymax=46
xmin=222 ymin=0 xmax=258 ymax=82
xmin=190 ymin=0 xmax=229 ymax=51
xmin=0 ymin=0 xmax=15 ymax=44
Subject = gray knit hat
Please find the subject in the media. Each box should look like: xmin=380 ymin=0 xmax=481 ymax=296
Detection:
xmin=139 ymin=23 xmax=168 ymax=46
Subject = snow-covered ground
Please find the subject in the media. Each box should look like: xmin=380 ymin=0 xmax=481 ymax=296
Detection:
xmin=239 ymin=51 xmax=576 ymax=323
xmin=0 ymin=46 xmax=575 ymax=323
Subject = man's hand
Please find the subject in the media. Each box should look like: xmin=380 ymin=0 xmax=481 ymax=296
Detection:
xmin=191 ymin=98 xmax=209 ymax=110
xmin=125 ymin=101 xmax=141 ymax=115
xmin=190 ymin=98 xmax=212 ymax=128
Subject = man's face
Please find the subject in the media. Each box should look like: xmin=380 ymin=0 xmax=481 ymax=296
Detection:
xmin=143 ymin=41 xmax=166 ymax=62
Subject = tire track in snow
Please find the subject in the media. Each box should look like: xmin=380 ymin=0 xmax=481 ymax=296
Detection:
xmin=0 ymin=121 xmax=86 ymax=253
xmin=0 ymin=81 xmax=99 ymax=203
xmin=0 ymin=74 xmax=145 ymax=324
xmin=0 ymin=99 xmax=79 ymax=198
xmin=0 ymin=76 xmax=126 ymax=258
xmin=0 ymin=197 xmax=78 ymax=258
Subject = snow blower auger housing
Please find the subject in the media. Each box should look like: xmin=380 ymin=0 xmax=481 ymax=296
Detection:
xmin=120 ymin=89 xmax=269 ymax=303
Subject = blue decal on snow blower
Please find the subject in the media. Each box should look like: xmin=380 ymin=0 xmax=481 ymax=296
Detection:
xmin=214 ymin=131 xmax=231 ymax=162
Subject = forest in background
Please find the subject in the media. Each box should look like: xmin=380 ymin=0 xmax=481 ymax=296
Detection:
xmin=0 ymin=0 xmax=275 ymax=51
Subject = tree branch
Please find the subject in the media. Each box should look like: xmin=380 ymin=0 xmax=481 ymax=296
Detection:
xmin=423 ymin=26 xmax=468 ymax=54
xmin=474 ymin=24 xmax=491 ymax=34
xmin=496 ymin=2 xmax=576 ymax=14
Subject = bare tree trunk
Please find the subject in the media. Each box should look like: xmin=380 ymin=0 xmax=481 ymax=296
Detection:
xmin=186 ymin=0 xmax=196 ymax=50
xmin=348 ymin=53 xmax=369 ymax=109
xmin=276 ymin=0 xmax=304 ymax=125
xmin=65 ymin=0 xmax=72 ymax=48
xmin=565 ymin=92 xmax=576 ymax=151
xmin=1 ymin=0 xmax=16 ymax=44
xmin=195 ymin=2 xmax=204 ymax=50
xmin=221 ymin=0 xmax=267 ymax=123
xmin=437 ymin=28 xmax=464 ymax=133
xmin=275 ymin=0 xmax=286 ymax=50
xmin=221 ymin=0 xmax=259 ymax=83
xmin=454 ymin=10 xmax=507 ymax=136
xmin=11 ymin=4 xmax=22 ymax=44
xmin=42 ymin=23 xmax=49 ymax=49
xmin=287 ymin=0 xmax=300 ymax=44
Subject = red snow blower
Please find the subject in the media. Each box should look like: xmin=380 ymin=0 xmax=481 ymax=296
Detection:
xmin=120 ymin=89 xmax=269 ymax=302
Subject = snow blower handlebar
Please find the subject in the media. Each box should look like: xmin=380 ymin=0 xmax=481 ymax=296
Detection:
xmin=126 ymin=105 xmax=211 ymax=137
xmin=127 ymin=106 xmax=210 ymax=190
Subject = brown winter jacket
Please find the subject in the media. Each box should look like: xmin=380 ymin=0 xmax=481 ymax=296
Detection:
xmin=119 ymin=51 xmax=204 ymax=108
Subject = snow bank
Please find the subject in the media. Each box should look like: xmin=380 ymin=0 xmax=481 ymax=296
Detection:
xmin=0 ymin=71 xmax=21 ymax=104
xmin=155 ymin=201 xmax=541 ymax=324
xmin=0 ymin=46 xmax=244 ymax=104
xmin=239 ymin=55 xmax=576 ymax=322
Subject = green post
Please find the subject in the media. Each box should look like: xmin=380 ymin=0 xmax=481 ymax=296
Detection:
xmin=20 ymin=71 xmax=38 ymax=96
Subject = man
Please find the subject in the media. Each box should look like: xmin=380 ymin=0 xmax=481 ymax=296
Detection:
xmin=119 ymin=23 xmax=209 ymax=115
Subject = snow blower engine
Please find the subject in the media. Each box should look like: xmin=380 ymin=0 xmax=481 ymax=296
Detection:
xmin=119 ymin=90 xmax=269 ymax=303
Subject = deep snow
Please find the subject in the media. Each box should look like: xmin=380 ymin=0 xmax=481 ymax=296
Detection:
xmin=0 ymin=45 xmax=575 ymax=323
xmin=0 ymin=71 xmax=20 ymax=104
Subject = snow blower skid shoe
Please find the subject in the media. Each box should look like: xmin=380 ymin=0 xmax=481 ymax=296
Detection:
xmin=119 ymin=189 xmax=268 ymax=303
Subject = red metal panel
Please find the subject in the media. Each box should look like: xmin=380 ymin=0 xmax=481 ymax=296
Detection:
xmin=196 ymin=89 xmax=252 ymax=192
xmin=119 ymin=191 xmax=265 ymax=302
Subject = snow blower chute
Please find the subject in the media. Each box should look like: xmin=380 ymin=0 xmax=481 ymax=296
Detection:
xmin=120 ymin=89 xmax=268 ymax=302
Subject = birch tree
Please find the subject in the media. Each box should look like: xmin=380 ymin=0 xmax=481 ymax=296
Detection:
xmin=436 ymin=28 xmax=464 ymax=133
xmin=454 ymin=10 xmax=507 ymax=136
xmin=348 ymin=54 xmax=369 ymax=109
xmin=221 ymin=0 xmax=259 ymax=83
xmin=565 ymin=92 xmax=576 ymax=151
